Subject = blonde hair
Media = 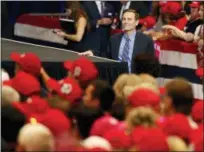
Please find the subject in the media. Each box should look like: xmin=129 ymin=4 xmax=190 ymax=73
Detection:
xmin=2 ymin=86 xmax=20 ymax=106
xmin=139 ymin=73 xmax=158 ymax=87
xmin=167 ymin=136 xmax=188 ymax=151
xmin=123 ymin=82 xmax=160 ymax=101
xmin=126 ymin=107 xmax=159 ymax=130
xmin=18 ymin=123 xmax=55 ymax=152
xmin=113 ymin=74 xmax=142 ymax=101
xmin=1 ymin=68 xmax=10 ymax=82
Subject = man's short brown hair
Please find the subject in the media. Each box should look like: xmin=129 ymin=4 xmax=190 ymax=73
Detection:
xmin=122 ymin=9 xmax=140 ymax=20
xmin=165 ymin=78 xmax=194 ymax=115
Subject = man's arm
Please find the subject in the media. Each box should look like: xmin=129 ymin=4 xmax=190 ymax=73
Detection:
xmin=146 ymin=37 xmax=155 ymax=55
xmin=82 ymin=2 xmax=112 ymax=31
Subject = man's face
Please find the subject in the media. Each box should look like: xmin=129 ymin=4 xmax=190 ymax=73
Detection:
xmin=122 ymin=12 xmax=138 ymax=32
xmin=82 ymin=84 xmax=99 ymax=108
xmin=190 ymin=7 xmax=199 ymax=19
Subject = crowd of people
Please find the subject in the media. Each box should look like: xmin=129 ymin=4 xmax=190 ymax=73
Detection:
xmin=53 ymin=1 xmax=204 ymax=71
xmin=1 ymin=1 xmax=204 ymax=152
xmin=1 ymin=50 xmax=203 ymax=151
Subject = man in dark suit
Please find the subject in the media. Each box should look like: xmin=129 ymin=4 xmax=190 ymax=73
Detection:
xmin=81 ymin=1 xmax=115 ymax=55
xmin=79 ymin=9 xmax=155 ymax=73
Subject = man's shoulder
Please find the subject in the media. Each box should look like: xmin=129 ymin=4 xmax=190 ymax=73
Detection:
xmin=136 ymin=31 xmax=153 ymax=44
xmin=110 ymin=33 xmax=123 ymax=41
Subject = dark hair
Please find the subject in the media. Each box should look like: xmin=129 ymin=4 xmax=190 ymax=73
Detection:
xmin=122 ymin=9 xmax=140 ymax=20
xmin=66 ymin=1 xmax=90 ymax=31
xmin=165 ymin=78 xmax=194 ymax=115
xmin=132 ymin=53 xmax=161 ymax=77
xmin=90 ymin=80 xmax=115 ymax=112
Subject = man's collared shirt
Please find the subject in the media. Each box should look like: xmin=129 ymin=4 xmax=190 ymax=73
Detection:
xmin=118 ymin=30 xmax=136 ymax=73
xmin=95 ymin=1 xmax=103 ymax=15
xmin=120 ymin=1 xmax=131 ymax=20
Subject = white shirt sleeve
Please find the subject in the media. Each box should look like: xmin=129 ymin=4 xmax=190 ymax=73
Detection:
xmin=194 ymin=25 xmax=201 ymax=37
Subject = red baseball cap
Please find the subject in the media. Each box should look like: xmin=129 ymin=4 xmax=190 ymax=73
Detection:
xmin=189 ymin=2 xmax=200 ymax=8
xmin=161 ymin=2 xmax=182 ymax=15
xmin=64 ymin=57 xmax=98 ymax=83
xmin=90 ymin=115 xmax=119 ymax=137
xmin=132 ymin=126 xmax=169 ymax=151
xmin=12 ymin=96 xmax=71 ymax=136
xmin=196 ymin=67 xmax=203 ymax=78
xmin=12 ymin=96 xmax=49 ymax=115
xmin=128 ymin=88 xmax=160 ymax=108
xmin=29 ymin=109 xmax=71 ymax=136
xmin=3 ymin=71 xmax=40 ymax=96
xmin=139 ymin=16 xmax=156 ymax=29
xmin=162 ymin=113 xmax=192 ymax=140
xmin=103 ymin=128 xmax=131 ymax=149
xmin=10 ymin=52 xmax=41 ymax=76
xmin=47 ymin=77 xmax=82 ymax=103
xmin=191 ymin=101 xmax=203 ymax=123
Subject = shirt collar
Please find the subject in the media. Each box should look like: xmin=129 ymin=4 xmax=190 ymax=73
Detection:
xmin=124 ymin=30 xmax=136 ymax=42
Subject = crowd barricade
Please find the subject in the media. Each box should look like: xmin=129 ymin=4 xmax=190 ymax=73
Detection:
xmin=14 ymin=14 xmax=68 ymax=45
xmin=155 ymin=39 xmax=203 ymax=100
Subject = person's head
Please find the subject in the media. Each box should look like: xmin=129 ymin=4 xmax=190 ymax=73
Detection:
xmin=10 ymin=52 xmax=41 ymax=77
xmin=189 ymin=2 xmax=200 ymax=20
xmin=103 ymin=127 xmax=132 ymax=151
xmin=66 ymin=1 xmax=90 ymax=30
xmin=17 ymin=123 xmax=55 ymax=152
xmin=132 ymin=54 xmax=161 ymax=78
xmin=46 ymin=78 xmax=82 ymax=112
xmin=163 ymin=78 xmax=194 ymax=116
xmin=90 ymin=115 xmax=119 ymax=137
xmin=122 ymin=9 xmax=139 ymax=33
xmin=83 ymin=80 xmax=115 ymax=112
xmin=82 ymin=136 xmax=112 ymax=151
xmin=161 ymin=113 xmax=192 ymax=142
xmin=139 ymin=16 xmax=156 ymax=32
xmin=161 ymin=2 xmax=184 ymax=23
xmin=123 ymin=82 xmax=159 ymax=103
xmin=64 ymin=57 xmax=98 ymax=89
xmin=1 ymin=68 xmax=10 ymax=82
xmin=113 ymin=74 xmax=142 ymax=102
xmin=131 ymin=127 xmax=169 ymax=151
xmin=126 ymin=87 xmax=161 ymax=115
xmin=3 ymin=71 xmax=41 ymax=101
xmin=139 ymin=73 xmax=158 ymax=87
xmin=12 ymin=96 xmax=71 ymax=137
xmin=199 ymin=2 xmax=204 ymax=20
xmin=167 ymin=136 xmax=188 ymax=151
xmin=2 ymin=86 xmax=20 ymax=106
xmin=126 ymin=106 xmax=159 ymax=132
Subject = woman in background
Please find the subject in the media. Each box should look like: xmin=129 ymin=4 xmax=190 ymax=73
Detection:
xmin=55 ymin=1 xmax=92 ymax=52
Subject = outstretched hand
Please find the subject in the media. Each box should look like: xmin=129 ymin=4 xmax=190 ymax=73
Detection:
xmin=78 ymin=50 xmax=94 ymax=56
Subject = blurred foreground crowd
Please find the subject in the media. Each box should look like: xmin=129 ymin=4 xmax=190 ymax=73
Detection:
xmin=1 ymin=51 xmax=203 ymax=152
